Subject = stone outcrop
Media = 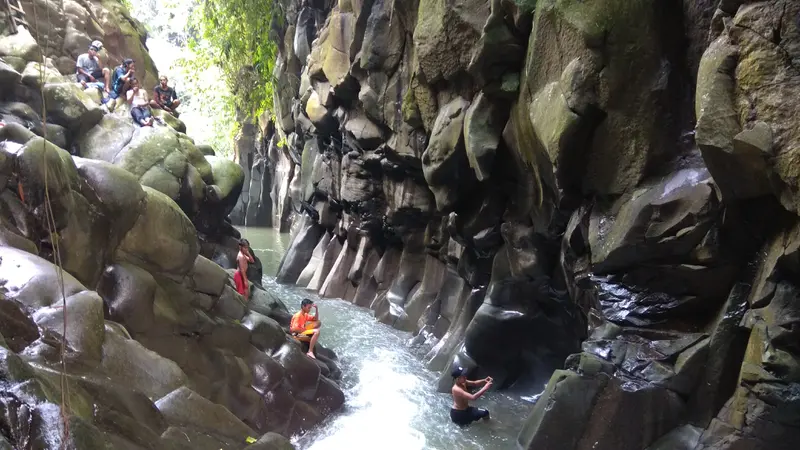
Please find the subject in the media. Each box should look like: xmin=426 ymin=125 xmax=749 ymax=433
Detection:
xmin=230 ymin=114 xmax=290 ymax=230
xmin=0 ymin=3 xmax=343 ymax=449
xmin=9 ymin=0 xmax=160 ymax=89
xmin=265 ymin=0 xmax=800 ymax=448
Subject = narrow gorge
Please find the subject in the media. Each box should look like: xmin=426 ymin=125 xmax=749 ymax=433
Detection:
xmin=1 ymin=0 xmax=799 ymax=449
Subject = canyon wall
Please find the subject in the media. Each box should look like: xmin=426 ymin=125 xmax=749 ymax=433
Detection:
xmin=0 ymin=2 xmax=343 ymax=448
xmin=269 ymin=0 xmax=800 ymax=448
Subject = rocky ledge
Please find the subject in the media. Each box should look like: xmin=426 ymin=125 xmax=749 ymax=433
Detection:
xmin=248 ymin=0 xmax=800 ymax=449
xmin=0 ymin=1 xmax=344 ymax=448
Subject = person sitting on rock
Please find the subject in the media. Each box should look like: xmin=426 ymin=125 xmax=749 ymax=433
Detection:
xmin=109 ymin=58 xmax=136 ymax=100
xmin=234 ymin=239 xmax=255 ymax=299
xmin=127 ymin=79 xmax=154 ymax=127
xmin=450 ymin=367 xmax=492 ymax=427
xmin=290 ymin=299 xmax=321 ymax=359
xmin=150 ymin=75 xmax=181 ymax=116
xmin=75 ymin=40 xmax=110 ymax=93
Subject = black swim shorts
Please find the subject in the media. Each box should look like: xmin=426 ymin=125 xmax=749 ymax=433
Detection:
xmin=450 ymin=407 xmax=490 ymax=426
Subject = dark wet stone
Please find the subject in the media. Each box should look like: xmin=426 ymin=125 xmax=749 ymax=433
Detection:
xmin=518 ymin=370 xmax=686 ymax=450
xmin=189 ymin=255 xmax=229 ymax=297
xmin=0 ymin=300 xmax=39 ymax=352
xmin=155 ymin=387 xmax=257 ymax=441
xmin=645 ymin=424 xmax=703 ymax=450
xmin=97 ymin=263 xmax=157 ymax=334
xmin=243 ymin=432 xmax=294 ymax=450
xmin=242 ymin=311 xmax=288 ymax=354
xmin=276 ymin=217 xmax=325 ymax=284
xmin=273 ymin=342 xmax=322 ymax=402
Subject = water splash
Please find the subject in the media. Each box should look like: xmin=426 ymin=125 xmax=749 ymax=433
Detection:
xmin=260 ymin=275 xmax=529 ymax=450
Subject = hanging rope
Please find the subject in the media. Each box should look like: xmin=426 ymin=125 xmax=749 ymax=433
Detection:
xmin=29 ymin=0 xmax=71 ymax=447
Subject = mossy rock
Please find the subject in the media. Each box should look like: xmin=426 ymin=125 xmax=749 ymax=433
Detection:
xmin=206 ymin=155 xmax=245 ymax=204
xmin=152 ymin=108 xmax=187 ymax=134
xmin=0 ymin=27 xmax=40 ymax=62
xmin=195 ymin=144 xmax=216 ymax=156
xmin=117 ymin=186 xmax=199 ymax=277
xmin=78 ymin=114 xmax=138 ymax=162
xmin=42 ymin=82 xmax=103 ymax=135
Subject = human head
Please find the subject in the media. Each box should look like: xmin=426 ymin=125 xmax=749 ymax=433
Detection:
xmin=239 ymin=238 xmax=250 ymax=250
xmin=131 ymin=78 xmax=140 ymax=89
xmin=159 ymin=75 xmax=169 ymax=87
xmin=88 ymin=40 xmax=102 ymax=55
xmin=451 ymin=366 xmax=467 ymax=384
xmin=123 ymin=58 xmax=135 ymax=70
xmin=301 ymin=298 xmax=313 ymax=312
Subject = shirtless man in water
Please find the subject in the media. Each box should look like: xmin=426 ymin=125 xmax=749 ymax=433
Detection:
xmin=450 ymin=366 xmax=493 ymax=426
xmin=234 ymin=239 xmax=254 ymax=299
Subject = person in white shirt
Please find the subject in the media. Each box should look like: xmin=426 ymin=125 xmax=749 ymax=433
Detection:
xmin=126 ymin=79 xmax=154 ymax=127
xmin=75 ymin=41 xmax=110 ymax=93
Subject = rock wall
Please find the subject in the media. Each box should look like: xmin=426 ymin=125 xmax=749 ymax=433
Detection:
xmin=0 ymin=4 xmax=343 ymax=449
xmin=9 ymin=0 xmax=160 ymax=89
xmin=230 ymin=114 xmax=293 ymax=230
xmin=269 ymin=0 xmax=800 ymax=448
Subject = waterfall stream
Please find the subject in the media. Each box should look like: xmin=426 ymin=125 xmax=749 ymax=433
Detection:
xmin=241 ymin=227 xmax=533 ymax=450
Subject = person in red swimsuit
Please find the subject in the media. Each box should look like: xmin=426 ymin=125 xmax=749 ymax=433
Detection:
xmin=234 ymin=239 xmax=254 ymax=299
xmin=290 ymin=299 xmax=321 ymax=359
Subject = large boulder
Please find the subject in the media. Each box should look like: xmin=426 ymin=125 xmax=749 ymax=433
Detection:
xmin=20 ymin=61 xmax=65 ymax=88
xmin=413 ymin=0 xmax=490 ymax=83
xmin=518 ymin=369 xmax=686 ymax=450
xmin=42 ymin=82 xmax=103 ymax=136
xmin=155 ymin=387 xmax=258 ymax=441
xmin=206 ymin=155 xmax=245 ymax=212
xmin=73 ymin=157 xmax=146 ymax=247
xmin=0 ymin=246 xmax=87 ymax=310
xmin=116 ymin=187 xmax=199 ymax=278
xmin=315 ymin=8 xmax=357 ymax=92
xmin=421 ymin=97 xmax=476 ymax=211
xmin=0 ymin=27 xmax=40 ymax=62
xmin=78 ymin=115 xmax=137 ymax=162
xmin=110 ymin=127 xmax=194 ymax=200
xmin=13 ymin=137 xmax=78 ymax=231
xmin=0 ymin=59 xmax=22 ymax=94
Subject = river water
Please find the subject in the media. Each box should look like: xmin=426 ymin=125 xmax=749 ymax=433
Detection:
xmin=239 ymin=227 xmax=533 ymax=450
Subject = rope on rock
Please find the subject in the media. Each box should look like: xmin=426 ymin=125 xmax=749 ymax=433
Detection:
xmin=29 ymin=0 xmax=72 ymax=447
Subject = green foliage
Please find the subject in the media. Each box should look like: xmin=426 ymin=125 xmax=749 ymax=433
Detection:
xmin=191 ymin=0 xmax=281 ymax=120
xmin=172 ymin=44 xmax=238 ymax=157
xmin=128 ymin=0 xmax=238 ymax=157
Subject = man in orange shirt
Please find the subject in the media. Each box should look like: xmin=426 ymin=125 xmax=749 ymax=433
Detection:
xmin=290 ymin=299 xmax=321 ymax=359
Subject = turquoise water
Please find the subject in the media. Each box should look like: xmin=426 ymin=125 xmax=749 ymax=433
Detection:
xmin=239 ymin=227 xmax=532 ymax=450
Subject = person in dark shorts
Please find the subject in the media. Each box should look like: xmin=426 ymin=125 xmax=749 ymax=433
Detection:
xmin=75 ymin=41 xmax=110 ymax=92
xmin=150 ymin=75 xmax=181 ymax=116
xmin=450 ymin=366 xmax=492 ymax=426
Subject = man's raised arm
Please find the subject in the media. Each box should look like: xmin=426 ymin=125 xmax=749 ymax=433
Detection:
xmin=454 ymin=381 xmax=493 ymax=401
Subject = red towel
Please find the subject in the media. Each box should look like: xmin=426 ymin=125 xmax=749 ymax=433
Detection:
xmin=234 ymin=270 xmax=247 ymax=296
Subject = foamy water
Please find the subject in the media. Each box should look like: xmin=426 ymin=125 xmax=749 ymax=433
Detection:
xmin=243 ymin=227 xmax=533 ymax=450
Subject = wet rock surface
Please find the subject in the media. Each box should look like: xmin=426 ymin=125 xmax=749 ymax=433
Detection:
xmin=254 ymin=0 xmax=800 ymax=448
xmin=0 ymin=2 xmax=344 ymax=448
